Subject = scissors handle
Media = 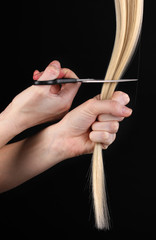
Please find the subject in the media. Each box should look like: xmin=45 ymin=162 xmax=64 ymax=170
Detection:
xmin=33 ymin=78 xmax=78 ymax=85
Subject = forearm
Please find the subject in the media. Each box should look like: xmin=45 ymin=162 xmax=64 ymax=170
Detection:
xmin=0 ymin=124 xmax=65 ymax=193
xmin=0 ymin=102 xmax=22 ymax=148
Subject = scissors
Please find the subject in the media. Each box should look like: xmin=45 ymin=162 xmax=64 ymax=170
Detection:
xmin=33 ymin=78 xmax=138 ymax=85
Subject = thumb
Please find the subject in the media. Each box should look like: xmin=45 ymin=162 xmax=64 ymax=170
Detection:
xmin=39 ymin=60 xmax=61 ymax=81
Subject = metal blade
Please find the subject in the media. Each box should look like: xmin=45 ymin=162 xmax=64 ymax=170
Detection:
xmin=79 ymin=79 xmax=138 ymax=83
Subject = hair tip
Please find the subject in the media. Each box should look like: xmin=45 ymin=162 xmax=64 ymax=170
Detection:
xmin=95 ymin=223 xmax=110 ymax=231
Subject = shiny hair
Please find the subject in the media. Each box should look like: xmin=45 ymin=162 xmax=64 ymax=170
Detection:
xmin=91 ymin=0 xmax=144 ymax=230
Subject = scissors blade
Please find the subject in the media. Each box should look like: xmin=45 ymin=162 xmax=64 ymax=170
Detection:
xmin=79 ymin=79 xmax=138 ymax=83
xmin=33 ymin=78 xmax=138 ymax=85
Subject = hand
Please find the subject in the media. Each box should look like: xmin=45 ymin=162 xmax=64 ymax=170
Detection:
xmin=44 ymin=91 xmax=132 ymax=162
xmin=6 ymin=60 xmax=80 ymax=133
xmin=0 ymin=91 xmax=132 ymax=191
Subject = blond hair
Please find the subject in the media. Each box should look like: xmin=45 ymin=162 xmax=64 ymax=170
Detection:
xmin=91 ymin=0 xmax=144 ymax=229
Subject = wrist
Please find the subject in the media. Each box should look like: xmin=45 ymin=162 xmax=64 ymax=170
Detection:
xmin=42 ymin=123 xmax=74 ymax=164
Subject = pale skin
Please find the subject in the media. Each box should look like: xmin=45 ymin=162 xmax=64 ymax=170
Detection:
xmin=0 ymin=60 xmax=132 ymax=193
xmin=0 ymin=60 xmax=81 ymax=148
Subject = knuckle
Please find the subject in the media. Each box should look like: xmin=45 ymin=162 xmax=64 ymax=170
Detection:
xmin=112 ymin=91 xmax=130 ymax=105
xmin=61 ymin=68 xmax=78 ymax=79
xmin=122 ymin=92 xmax=130 ymax=103
xmin=47 ymin=67 xmax=58 ymax=76
xmin=85 ymin=98 xmax=98 ymax=114
xmin=88 ymin=98 xmax=97 ymax=106
xmin=112 ymin=91 xmax=122 ymax=100
xmin=65 ymin=69 xmax=73 ymax=77
xmin=94 ymin=94 xmax=100 ymax=100
xmin=110 ymin=100 xmax=122 ymax=115
xmin=111 ymin=121 xmax=119 ymax=133
xmin=102 ymin=132 xmax=109 ymax=142
xmin=87 ymin=98 xmax=95 ymax=104
xmin=111 ymin=100 xmax=119 ymax=109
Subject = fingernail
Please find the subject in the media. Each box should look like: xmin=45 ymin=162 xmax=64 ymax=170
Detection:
xmin=122 ymin=106 xmax=132 ymax=115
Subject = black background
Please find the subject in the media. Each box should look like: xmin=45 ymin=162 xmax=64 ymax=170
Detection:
xmin=0 ymin=1 xmax=156 ymax=239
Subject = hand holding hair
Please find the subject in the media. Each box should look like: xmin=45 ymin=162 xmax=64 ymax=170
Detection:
xmin=0 ymin=91 xmax=131 ymax=193
xmin=51 ymin=91 xmax=132 ymax=159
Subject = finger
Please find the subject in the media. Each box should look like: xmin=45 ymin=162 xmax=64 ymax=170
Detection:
xmin=37 ymin=60 xmax=61 ymax=94
xmin=111 ymin=91 xmax=130 ymax=105
xmin=94 ymin=91 xmax=130 ymax=106
xmin=86 ymin=98 xmax=132 ymax=118
xmin=33 ymin=69 xmax=60 ymax=93
xmin=98 ymin=114 xmax=124 ymax=122
xmin=89 ymin=131 xmax=116 ymax=145
xmin=58 ymin=68 xmax=80 ymax=92
xmin=58 ymin=68 xmax=81 ymax=99
xmin=58 ymin=67 xmax=78 ymax=79
xmin=39 ymin=60 xmax=61 ymax=81
xmin=94 ymin=94 xmax=101 ymax=100
xmin=33 ymin=70 xmax=40 ymax=77
xmin=101 ymin=144 xmax=109 ymax=150
xmin=92 ymin=121 xmax=119 ymax=133
xmin=33 ymin=70 xmax=43 ymax=80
